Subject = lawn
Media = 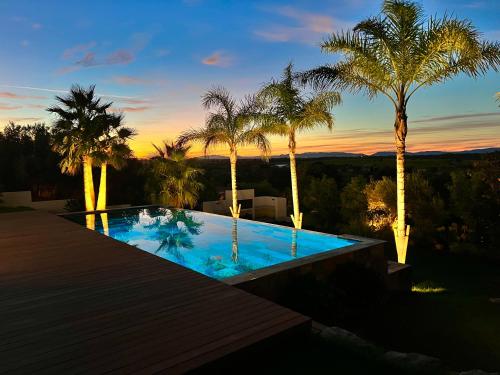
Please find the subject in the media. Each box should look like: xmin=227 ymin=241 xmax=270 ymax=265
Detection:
xmin=363 ymin=250 xmax=500 ymax=372
xmin=261 ymin=248 xmax=500 ymax=373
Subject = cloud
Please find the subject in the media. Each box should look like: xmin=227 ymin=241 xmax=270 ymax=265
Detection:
xmin=110 ymin=75 xmax=166 ymax=86
xmin=26 ymin=104 xmax=46 ymax=109
xmin=0 ymin=103 xmax=23 ymax=110
xmin=0 ymin=91 xmax=45 ymax=100
xmin=413 ymin=112 xmax=500 ymax=123
xmin=58 ymin=33 xmax=151 ymax=74
xmin=110 ymin=106 xmax=151 ymax=113
xmin=0 ymin=117 xmax=42 ymax=123
xmin=62 ymin=41 xmax=96 ymax=59
xmin=32 ymin=23 xmax=42 ymax=30
xmin=0 ymin=84 xmax=141 ymax=101
xmin=106 ymin=50 xmax=134 ymax=65
xmin=155 ymin=48 xmax=170 ymax=57
xmin=255 ymin=6 xmax=352 ymax=44
xmin=21 ymin=40 xmax=30 ymax=47
xmin=202 ymin=51 xmax=233 ymax=67
xmin=111 ymin=75 xmax=150 ymax=85
xmin=463 ymin=1 xmax=485 ymax=9
xmin=115 ymin=98 xmax=150 ymax=105
xmin=58 ymin=49 xmax=135 ymax=74
xmin=183 ymin=0 xmax=202 ymax=6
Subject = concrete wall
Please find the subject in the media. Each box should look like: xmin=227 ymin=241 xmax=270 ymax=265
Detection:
xmin=224 ymin=189 xmax=255 ymax=202
xmin=254 ymin=196 xmax=287 ymax=221
xmin=227 ymin=237 xmax=386 ymax=302
xmin=203 ymin=190 xmax=287 ymax=221
xmin=202 ymin=200 xmax=230 ymax=215
xmin=0 ymin=191 xmax=32 ymax=206
xmin=0 ymin=191 xmax=68 ymax=212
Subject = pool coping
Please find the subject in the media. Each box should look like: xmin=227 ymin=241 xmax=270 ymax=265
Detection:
xmin=59 ymin=205 xmax=386 ymax=286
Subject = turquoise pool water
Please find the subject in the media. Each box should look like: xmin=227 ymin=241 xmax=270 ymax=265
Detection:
xmin=66 ymin=207 xmax=356 ymax=280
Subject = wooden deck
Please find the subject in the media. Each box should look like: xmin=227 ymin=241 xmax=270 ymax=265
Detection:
xmin=0 ymin=211 xmax=310 ymax=374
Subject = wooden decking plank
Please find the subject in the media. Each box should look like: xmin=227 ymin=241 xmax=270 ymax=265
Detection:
xmin=7 ymin=295 xmax=283 ymax=373
xmin=0 ymin=211 xmax=310 ymax=373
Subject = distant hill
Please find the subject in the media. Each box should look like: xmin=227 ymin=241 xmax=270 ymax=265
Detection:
xmin=192 ymin=147 xmax=499 ymax=160
xmin=371 ymin=147 xmax=500 ymax=157
xmin=271 ymin=152 xmax=365 ymax=159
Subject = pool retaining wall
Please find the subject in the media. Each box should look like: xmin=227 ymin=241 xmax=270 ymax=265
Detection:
xmin=224 ymin=234 xmax=386 ymax=301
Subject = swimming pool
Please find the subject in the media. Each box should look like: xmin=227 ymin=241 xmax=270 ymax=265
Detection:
xmin=64 ymin=207 xmax=359 ymax=280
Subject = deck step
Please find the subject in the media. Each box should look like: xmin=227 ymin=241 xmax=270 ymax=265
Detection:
xmin=386 ymin=260 xmax=412 ymax=292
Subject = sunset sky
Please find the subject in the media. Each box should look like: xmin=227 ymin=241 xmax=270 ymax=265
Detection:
xmin=0 ymin=0 xmax=499 ymax=158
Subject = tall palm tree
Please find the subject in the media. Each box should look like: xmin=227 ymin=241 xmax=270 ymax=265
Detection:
xmin=258 ymin=64 xmax=341 ymax=229
xmin=301 ymin=0 xmax=499 ymax=263
xmin=147 ymin=209 xmax=203 ymax=262
xmin=179 ymin=87 xmax=271 ymax=218
xmin=151 ymin=140 xmax=203 ymax=208
xmin=95 ymin=113 xmax=135 ymax=210
xmin=48 ymin=85 xmax=112 ymax=211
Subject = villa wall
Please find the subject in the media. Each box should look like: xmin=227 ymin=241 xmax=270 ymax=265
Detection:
xmin=0 ymin=191 xmax=67 ymax=212
xmin=254 ymin=196 xmax=287 ymax=221
xmin=203 ymin=189 xmax=287 ymax=221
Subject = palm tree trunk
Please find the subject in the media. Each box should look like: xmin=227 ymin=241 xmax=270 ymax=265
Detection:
xmin=231 ymin=218 xmax=238 ymax=262
xmin=291 ymin=228 xmax=298 ymax=257
xmin=96 ymin=162 xmax=107 ymax=210
xmin=83 ymin=156 xmax=95 ymax=211
xmin=229 ymin=148 xmax=240 ymax=218
xmin=394 ymin=108 xmax=410 ymax=263
xmin=289 ymin=138 xmax=302 ymax=229
xmin=100 ymin=213 xmax=109 ymax=236
xmin=85 ymin=214 xmax=95 ymax=230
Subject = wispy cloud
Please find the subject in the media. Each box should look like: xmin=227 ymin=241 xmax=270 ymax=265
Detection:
xmin=1 ymin=117 xmax=42 ymax=123
xmin=62 ymin=41 xmax=96 ymax=59
xmin=155 ymin=48 xmax=170 ymax=57
xmin=111 ymin=75 xmax=150 ymax=85
xmin=58 ymin=49 xmax=135 ymax=74
xmin=31 ymin=23 xmax=42 ymax=30
xmin=463 ymin=1 xmax=486 ymax=9
xmin=0 ymin=91 xmax=45 ymax=100
xmin=110 ymin=106 xmax=151 ymax=113
xmin=255 ymin=6 xmax=352 ymax=44
xmin=21 ymin=40 xmax=30 ymax=47
xmin=0 ymin=103 xmax=23 ymax=110
xmin=413 ymin=112 xmax=500 ymax=123
xmin=26 ymin=104 xmax=46 ymax=109
xmin=0 ymin=85 xmax=140 ymax=101
xmin=58 ymin=33 xmax=151 ymax=74
xmin=202 ymin=51 xmax=233 ymax=67
xmin=183 ymin=0 xmax=203 ymax=6
xmin=116 ymin=98 xmax=150 ymax=105
xmin=110 ymin=75 xmax=166 ymax=86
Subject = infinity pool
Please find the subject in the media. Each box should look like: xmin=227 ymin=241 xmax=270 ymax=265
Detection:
xmin=65 ymin=207 xmax=356 ymax=280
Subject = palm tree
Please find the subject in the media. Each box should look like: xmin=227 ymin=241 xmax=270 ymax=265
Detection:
xmin=146 ymin=209 xmax=203 ymax=262
xmin=179 ymin=87 xmax=271 ymax=218
xmin=48 ymin=85 xmax=111 ymax=211
xmin=301 ymin=0 xmax=499 ymax=263
xmin=95 ymin=113 xmax=135 ymax=210
xmin=151 ymin=140 xmax=203 ymax=208
xmin=258 ymin=64 xmax=340 ymax=229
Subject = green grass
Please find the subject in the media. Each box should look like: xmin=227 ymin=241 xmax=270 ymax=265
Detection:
xmin=0 ymin=206 xmax=34 ymax=213
xmin=265 ymin=249 xmax=500 ymax=373
xmin=364 ymin=250 xmax=500 ymax=372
